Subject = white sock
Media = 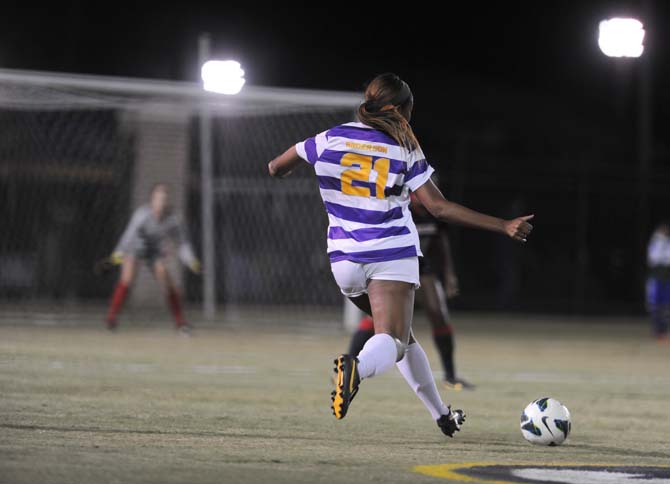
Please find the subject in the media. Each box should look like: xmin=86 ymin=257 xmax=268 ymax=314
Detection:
xmin=356 ymin=333 xmax=398 ymax=379
xmin=396 ymin=342 xmax=450 ymax=420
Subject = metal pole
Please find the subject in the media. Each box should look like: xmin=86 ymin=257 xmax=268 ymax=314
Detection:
xmin=636 ymin=2 xmax=653 ymax=310
xmin=0 ymin=68 xmax=362 ymax=106
xmin=198 ymin=33 xmax=216 ymax=320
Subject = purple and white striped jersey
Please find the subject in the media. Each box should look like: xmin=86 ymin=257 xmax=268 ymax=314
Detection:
xmin=295 ymin=122 xmax=434 ymax=264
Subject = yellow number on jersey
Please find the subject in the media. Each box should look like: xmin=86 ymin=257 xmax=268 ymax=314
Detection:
xmin=374 ymin=157 xmax=390 ymax=200
xmin=341 ymin=153 xmax=390 ymax=200
xmin=341 ymin=153 xmax=372 ymax=197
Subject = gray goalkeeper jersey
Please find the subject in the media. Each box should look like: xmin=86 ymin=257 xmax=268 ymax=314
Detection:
xmin=114 ymin=205 xmax=197 ymax=267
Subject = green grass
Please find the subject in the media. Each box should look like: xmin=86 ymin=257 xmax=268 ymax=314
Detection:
xmin=1 ymin=314 xmax=669 ymax=483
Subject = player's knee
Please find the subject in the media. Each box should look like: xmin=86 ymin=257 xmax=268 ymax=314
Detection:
xmin=153 ymin=264 xmax=167 ymax=278
xmin=120 ymin=272 xmax=134 ymax=285
xmin=426 ymin=307 xmax=442 ymax=324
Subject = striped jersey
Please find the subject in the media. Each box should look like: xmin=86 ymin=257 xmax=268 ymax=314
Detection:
xmin=295 ymin=122 xmax=434 ymax=263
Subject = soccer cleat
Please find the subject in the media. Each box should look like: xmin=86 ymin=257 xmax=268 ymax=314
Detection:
xmin=444 ymin=378 xmax=476 ymax=391
xmin=106 ymin=320 xmax=118 ymax=332
xmin=437 ymin=407 xmax=466 ymax=437
xmin=331 ymin=354 xmax=360 ymax=420
xmin=177 ymin=323 xmax=193 ymax=337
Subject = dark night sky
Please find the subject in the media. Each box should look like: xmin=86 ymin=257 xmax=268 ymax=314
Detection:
xmin=1 ymin=2 xmax=668 ymax=135
xmin=0 ymin=3 xmax=666 ymax=87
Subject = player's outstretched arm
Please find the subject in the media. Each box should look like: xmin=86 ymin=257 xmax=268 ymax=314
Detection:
xmin=414 ymin=179 xmax=534 ymax=243
xmin=268 ymin=146 xmax=303 ymax=178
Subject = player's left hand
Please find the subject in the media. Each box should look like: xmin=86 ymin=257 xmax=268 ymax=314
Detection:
xmin=503 ymin=215 xmax=534 ymax=243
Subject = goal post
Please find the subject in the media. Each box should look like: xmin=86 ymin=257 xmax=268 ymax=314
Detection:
xmin=0 ymin=67 xmax=360 ymax=325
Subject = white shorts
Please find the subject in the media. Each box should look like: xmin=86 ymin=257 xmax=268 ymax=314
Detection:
xmin=330 ymin=257 xmax=421 ymax=298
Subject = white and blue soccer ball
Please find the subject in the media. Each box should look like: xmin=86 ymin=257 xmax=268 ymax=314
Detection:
xmin=520 ymin=397 xmax=571 ymax=446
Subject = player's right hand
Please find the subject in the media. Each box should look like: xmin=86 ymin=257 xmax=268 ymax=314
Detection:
xmin=94 ymin=252 xmax=124 ymax=276
xmin=504 ymin=215 xmax=534 ymax=243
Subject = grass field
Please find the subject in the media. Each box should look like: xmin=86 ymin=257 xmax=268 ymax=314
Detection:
xmin=1 ymin=313 xmax=669 ymax=484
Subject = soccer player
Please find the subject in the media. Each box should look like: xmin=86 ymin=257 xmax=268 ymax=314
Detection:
xmin=104 ymin=183 xmax=200 ymax=334
xmin=268 ymin=73 xmax=533 ymax=437
xmin=347 ymin=189 xmax=474 ymax=390
xmin=647 ymin=221 xmax=670 ymax=342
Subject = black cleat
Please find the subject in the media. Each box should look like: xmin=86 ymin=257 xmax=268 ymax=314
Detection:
xmin=331 ymin=354 xmax=360 ymax=420
xmin=437 ymin=408 xmax=466 ymax=437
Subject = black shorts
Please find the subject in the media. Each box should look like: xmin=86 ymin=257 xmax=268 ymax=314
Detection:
xmin=419 ymin=235 xmax=444 ymax=277
xmin=419 ymin=251 xmax=440 ymax=276
xmin=134 ymin=244 xmax=163 ymax=268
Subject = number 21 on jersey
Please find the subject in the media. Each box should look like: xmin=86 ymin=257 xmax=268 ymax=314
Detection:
xmin=340 ymin=153 xmax=390 ymax=200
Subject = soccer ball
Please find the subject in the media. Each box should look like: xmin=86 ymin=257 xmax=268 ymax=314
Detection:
xmin=520 ymin=397 xmax=571 ymax=446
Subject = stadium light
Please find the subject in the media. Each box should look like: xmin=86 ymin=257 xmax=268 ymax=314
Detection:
xmin=598 ymin=18 xmax=645 ymax=58
xmin=596 ymin=15 xmax=653 ymax=298
xmin=201 ymin=60 xmax=245 ymax=95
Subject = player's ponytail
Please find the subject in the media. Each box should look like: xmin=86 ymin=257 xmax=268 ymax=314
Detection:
xmin=357 ymin=73 xmax=420 ymax=151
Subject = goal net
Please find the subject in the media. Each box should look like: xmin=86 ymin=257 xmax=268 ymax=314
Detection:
xmin=0 ymin=69 xmax=359 ymax=325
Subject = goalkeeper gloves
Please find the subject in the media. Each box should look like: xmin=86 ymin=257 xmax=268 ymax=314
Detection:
xmin=94 ymin=252 xmax=124 ymax=275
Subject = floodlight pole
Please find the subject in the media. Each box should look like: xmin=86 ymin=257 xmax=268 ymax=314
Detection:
xmin=636 ymin=8 xmax=652 ymax=304
xmin=599 ymin=9 xmax=653 ymax=310
xmin=199 ymin=33 xmax=216 ymax=320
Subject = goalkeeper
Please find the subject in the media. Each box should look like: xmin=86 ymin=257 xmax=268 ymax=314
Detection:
xmin=102 ymin=183 xmax=200 ymax=333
